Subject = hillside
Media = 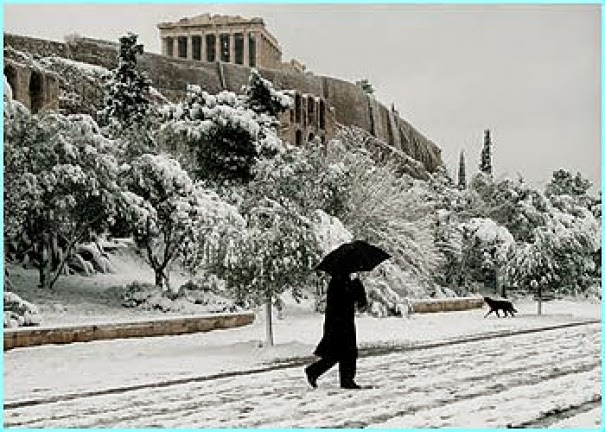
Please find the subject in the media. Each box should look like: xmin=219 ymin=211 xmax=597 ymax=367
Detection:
xmin=4 ymin=32 xmax=443 ymax=179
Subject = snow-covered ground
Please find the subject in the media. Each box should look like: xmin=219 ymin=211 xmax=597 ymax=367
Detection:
xmin=4 ymin=264 xmax=601 ymax=427
xmin=4 ymin=322 xmax=600 ymax=428
xmin=4 ymin=303 xmax=601 ymax=428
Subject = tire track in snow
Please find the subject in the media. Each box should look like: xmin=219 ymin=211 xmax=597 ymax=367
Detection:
xmin=4 ymin=322 xmax=600 ymax=428
xmin=4 ymin=319 xmax=598 ymax=410
xmin=508 ymin=395 xmax=602 ymax=429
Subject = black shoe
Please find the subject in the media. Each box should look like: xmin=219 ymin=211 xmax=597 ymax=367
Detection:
xmin=341 ymin=382 xmax=362 ymax=389
xmin=304 ymin=367 xmax=317 ymax=388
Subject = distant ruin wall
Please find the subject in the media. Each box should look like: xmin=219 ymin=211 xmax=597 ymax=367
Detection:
xmin=4 ymin=33 xmax=443 ymax=174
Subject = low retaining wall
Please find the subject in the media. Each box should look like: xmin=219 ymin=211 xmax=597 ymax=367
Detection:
xmin=4 ymin=312 xmax=255 ymax=351
xmin=409 ymin=297 xmax=484 ymax=314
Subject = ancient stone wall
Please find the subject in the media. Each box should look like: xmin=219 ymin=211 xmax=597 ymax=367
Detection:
xmin=4 ymin=57 xmax=59 ymax=113
xmin=322 ymin=76 xmax=373 ymax=133
xmin=4 ymin=33 xmax=443 ymax=174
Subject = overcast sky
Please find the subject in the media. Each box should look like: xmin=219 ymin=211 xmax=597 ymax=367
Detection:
xmin=4 ymin=3 xmax=601 ymax=190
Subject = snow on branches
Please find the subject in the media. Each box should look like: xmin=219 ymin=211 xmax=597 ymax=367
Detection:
xmin=211 ymin=198 xmax=320 ymax=308
xmin=120 ymin=153 xmax=244 ymax=290
xmin=243 ymin=68 xmax=292 ymax=118
xmin=4 ymin=107 xmax=121 ymax=290
xmin=160 ymin=76 xmax=287 ymax=184
xmin=98 ymin=33 xmax=153 ymax=131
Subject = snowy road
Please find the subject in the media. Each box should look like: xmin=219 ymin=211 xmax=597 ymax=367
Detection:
xmin=5 ymin=322 xmax=601 ymax=428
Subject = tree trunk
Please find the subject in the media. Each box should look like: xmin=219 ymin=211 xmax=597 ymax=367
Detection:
xmin=154 ymin=268 xmax=166 ymax=289
xmin=496 ymin=268 xmax=507 ymax=298
xmin=37 ymin=236 xmax=51 ymax=290
xmin=537 ymin=285 xmax=542 ymax=316
xmin=265 ymin=299 xmax=274 ymax=346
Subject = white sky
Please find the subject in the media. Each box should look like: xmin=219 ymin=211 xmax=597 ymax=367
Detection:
xmin=3 ymin=3 xmax=601 ymax=190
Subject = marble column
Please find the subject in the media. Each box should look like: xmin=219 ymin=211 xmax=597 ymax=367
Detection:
xmin=172 ymin=37 xmax=178 ymax=59
xmin=243 ymin=30 xmax=249 ymax=67
xmin=256 ymin=33 xmax=262 ymax=67
xmin=187 ymin=34 xmax=193 ymax=60
xmin=215 ymin=32 xmax=220 ymax=62
xmin=201 ymin=32 xmax=206 ymax=62
xmin=161 ymin=37 xmax=167 ymax=56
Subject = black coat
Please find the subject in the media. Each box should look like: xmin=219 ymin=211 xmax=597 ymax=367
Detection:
xmin=314 ymin=275 xmax=368 ymax=360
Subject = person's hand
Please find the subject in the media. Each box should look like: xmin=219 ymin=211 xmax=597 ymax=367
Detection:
xmin=357 ymin=304 xmax=369 ymax=314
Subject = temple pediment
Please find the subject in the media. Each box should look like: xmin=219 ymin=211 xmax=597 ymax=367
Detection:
xmin=158 ymin=14 xmax=264 ymax=29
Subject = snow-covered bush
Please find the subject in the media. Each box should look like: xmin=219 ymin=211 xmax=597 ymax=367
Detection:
xmin=460 ymin=217 xmax=515 ymax=292
xmin=243 ymin=68 xmax=292 ymax=120
xmin=120 ymin=153 xmax=244 ymax=290
xmin=250 ymin=140 xmax=351 ymax=218
xmin=68 ymin=242 xmax=115 ymax=275
xmin=311 ymin=210 xmax=420 ymax=316
xmin=467 ymin=174 xmax=550 ymax=243
xmin=176 ymin=277 xmax=238 ymax=313
xmin=120 ymin=280 xmax=237 ymax=313
xmin=160 ymin=77 xmax=286 ymax=184
xmin=4 ymin=107 xmax=122 ymax=290
xmin=330 ymin=140 xmax=442 ymax=285
xmin=432 ymin=209 xmax=464 ymax=288
xmin=214 ymin=198 xmax=320 ymax=307
xmin=312 ymin=210 xmax=353 ymax=254
xmin=505 ymin=204 xmax=600 ymax=295
xmin=4 ymin=292 xmax=42 ymax=328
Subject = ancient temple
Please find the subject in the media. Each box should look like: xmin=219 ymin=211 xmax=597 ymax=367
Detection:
xmin=157 ymin=14 xmax=290 ymax=71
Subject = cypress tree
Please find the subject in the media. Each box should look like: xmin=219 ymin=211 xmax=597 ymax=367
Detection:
xmin=458 ymin=150 xmax=467 ymax=189
xmin=479 ymin=129 xmax=493 ymax=176
xmin=99 ymin=33 xmax=153 ymax=132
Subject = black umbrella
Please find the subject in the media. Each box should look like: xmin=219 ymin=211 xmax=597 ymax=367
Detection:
xmin=316 ymin=240 xmax=390 ymax=276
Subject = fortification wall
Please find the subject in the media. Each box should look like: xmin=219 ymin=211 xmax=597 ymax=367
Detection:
xmin=4 ymin=33 xmax=443 ymax=174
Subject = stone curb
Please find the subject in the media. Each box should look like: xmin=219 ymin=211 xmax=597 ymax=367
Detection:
xmin=409 ymin=297 xmax=484 ymax=313
xmin=3 ymin=312 xmax=255 ymax=351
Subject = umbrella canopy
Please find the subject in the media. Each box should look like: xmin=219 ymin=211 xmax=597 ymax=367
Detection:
xmin=316 ymin=240 xmax=390 ymax=276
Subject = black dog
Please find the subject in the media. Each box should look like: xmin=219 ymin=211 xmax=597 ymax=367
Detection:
xmin=484 ymin=296 xmax=517 ymax=318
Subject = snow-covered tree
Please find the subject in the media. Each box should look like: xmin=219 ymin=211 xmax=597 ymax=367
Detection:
xmin=461 ymin=218 xmax=515 ymax=294
xmin=160 ymin=83 xmax=285 ymax=185
xmin=505 ymin=202 xmax=599 ymax=296
xmin=332 ymin=142 xmax=442 ymax=284
xmin=466 ymin=174 xmax=550 ymax=243
xmin=433 ymin=209 xmax=464 ymax=288
xmin=479 ymin=129 xmax=493 ymax=176
xmin=545 ymin=169 xmax=592 ymax=198
xmin=545 ymin=169 xmax=599 ymax=218
xmin=458 ymin=150 xmax=467 ymax=190
xmin=505 ymin=228 xmax=558 ymax=296
xmin=212 ymin=198 xmax=320 ymax=345
xmin=98 ymin=32 xmax=156 ymax=157
xmin=120 ymin=153 xmax=244 ymax=289
xmin=250 ymin=139 xmax=351 ymax=218
xmin=4 ymin=108 xmax=121 ymax=290
xmin=243 ymin=68 xmax=292 ymax=119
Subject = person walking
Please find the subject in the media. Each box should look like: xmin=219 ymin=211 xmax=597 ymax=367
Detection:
xmin=305 ymin=272 xmax=368 ymax=389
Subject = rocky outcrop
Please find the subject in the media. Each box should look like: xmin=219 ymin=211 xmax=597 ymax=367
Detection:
xmin=4 ymin=33 xmax=444 ymax=176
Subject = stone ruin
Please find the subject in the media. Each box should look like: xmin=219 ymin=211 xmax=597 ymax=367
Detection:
xmin=3 ymin=14 xmax=444 ymax=178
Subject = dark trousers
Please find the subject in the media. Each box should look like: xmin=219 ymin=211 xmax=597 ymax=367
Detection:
xmin=306 ymin=355 xmax=357 ymax=386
